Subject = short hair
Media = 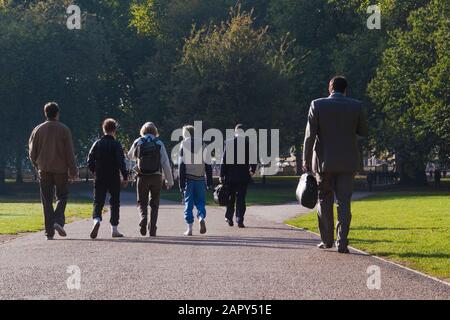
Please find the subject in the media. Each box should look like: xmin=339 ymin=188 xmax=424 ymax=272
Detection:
xmin=44 ymin=102 xmax=59 ymax=119
xmin=182 ymin=125 xmax=195 ymax=139
xmin=330 ymin=76 xmax=348 ymax=93
xmin=102 ymin=118 xmax=118 ymax=134
xmin=140 ymin=122 xmax=159 ymax=137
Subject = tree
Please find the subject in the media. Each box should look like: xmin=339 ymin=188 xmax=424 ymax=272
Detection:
xmin=368 ymin=0 xmax=449 ymax=185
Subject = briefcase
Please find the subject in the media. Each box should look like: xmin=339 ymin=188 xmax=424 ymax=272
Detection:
xmin=213 ymin=184 xmax=230 ymax=206
xmin=296 ymin=173 xmax=318 ymax=209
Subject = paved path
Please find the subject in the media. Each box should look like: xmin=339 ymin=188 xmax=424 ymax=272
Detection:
xmin=0 ymin=192 xmax=449 ymax=300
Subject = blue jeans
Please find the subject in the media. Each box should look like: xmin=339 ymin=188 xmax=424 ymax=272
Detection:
xmin=184 ymin=179 xmax=206 ymax=224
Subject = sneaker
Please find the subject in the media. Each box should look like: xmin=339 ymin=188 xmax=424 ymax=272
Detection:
xmin=317 ymin=242 xmax=333 ymax=249
xmin=54 ymin=223 xmax=67 ymax=237
xmin=225 ymin=219 xmax=234 ymax=227
xmin=139 ymin=219 xmax=148 ymax=236
xmin=111 ymin=226 xmax=124 ymax=238
xmin=237 ymin=223 xmax=245 ymax=229
xmin=184 ymin=224 xmax=193 ymax=236
xmin=90 ymin=219 xmax=101 ymax=239
xmin=199 ymin=219 xmax=207 ymax=234
xmin=46 ymin=236 xmax=54 ymax=241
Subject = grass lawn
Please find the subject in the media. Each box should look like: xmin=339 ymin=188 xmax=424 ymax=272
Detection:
xmin=0 ymin=182 xmax=93 ymax=235
xmin=286 ymin=192 xmax=450 ymax=281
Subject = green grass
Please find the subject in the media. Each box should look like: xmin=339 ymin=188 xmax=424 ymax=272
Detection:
xmin=286 ymin=192 xmax=450 ymax=281
xmin=0 ymin=194 xmax=92 ymax=235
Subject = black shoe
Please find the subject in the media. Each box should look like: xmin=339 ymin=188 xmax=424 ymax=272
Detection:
xmin=149 ymin=225 xmax=157 ymax=237
xmin=199 ymin=219 xmax=207 ymax=234
xmin=139 ymin=219 xmax=148 ymax=236
xmin=338 ymin=247 xmax=350 ymax=254
xmin=46 ymin=236 xmax=54 ymax=241
xmin=317 ymin=242 xmax=332 ymax=249
xmin=237 ymin=223 xmax=245 ymax=228
xmin=54 ymin=223 xmax=67 ymax=237
xmin=225 ymin=219 xmax=234 ymax=227
xmin=90 ymin=220 xmax=101 ymax=239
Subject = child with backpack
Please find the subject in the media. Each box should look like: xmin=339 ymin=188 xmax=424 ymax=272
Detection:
xmin=128 ymin=122 xmax=174 ymax=237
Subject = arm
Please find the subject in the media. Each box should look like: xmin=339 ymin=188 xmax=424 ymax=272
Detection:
xmin=247 ymin=138 xmax=257 ymax=174
xmin=302 ymin=101 xmax=318 ymax=170
xmin=220 ymin=142 xmax=227 ymax=181
xmin=159 ymin=142 xmax=174 ymax=187
xmin=127 ymin=139 xmax=138 ymax=161
xmin=178 ymin=143 xmax=186 ymax=190
xmin=357 ymin=106 xmax=369 ymax=137
xmin=116 ymin=142 xmax=128 ymax=181
xmin=205 ymin=163 xmax=213 ymax=188
xmin=28 ymin=128 xmax=39 ymax=170
xmin=65 ymin=129 xmax=78 ymax=179
xmin=87 ymin=141 xmax=97 ymax=173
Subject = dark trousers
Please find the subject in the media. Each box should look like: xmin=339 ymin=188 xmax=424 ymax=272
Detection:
xmin=225 ymin=183 xmax=248 ymax=224
xmin=137 ymin=175 xmax=162 ymax=228
xmin=317 ymin=173 xmax=354 ymax=249
xmin=39 ymin=172 xmax=69 ymax=237
xmin=93 ymin=178 xmax=121 ymax=226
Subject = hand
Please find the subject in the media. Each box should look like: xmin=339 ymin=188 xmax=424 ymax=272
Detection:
xmin=166 ymin=183 xmax=173 ymax=190
xmin=249 ymin=170 xmax=255 ymax=177
xmin=219 ymin=177 xmax=224 ymax=184
xmin=121 ymin=180 xmax=129 ymax=188
xmin=302 ymin=164 xmax=310 ymax=173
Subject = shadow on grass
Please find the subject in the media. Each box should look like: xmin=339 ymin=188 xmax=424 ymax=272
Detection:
xmin=376 ymin=252 xmax=450 ymax=259
xmin=352 ymin=226 xmax=446 ymax=231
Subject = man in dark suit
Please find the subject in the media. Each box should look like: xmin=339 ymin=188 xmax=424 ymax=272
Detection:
xmin=302 ymin=76 xmax=368 ymax=253
xmin=220 ymin=124 xmax=257 ymax=228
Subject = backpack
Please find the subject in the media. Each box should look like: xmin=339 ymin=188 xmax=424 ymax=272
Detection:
xmin=296 ymin=173 xmax=318 ymax=209
xmin=136 ymin=137 xmax=161 ymax=175
xmin=213 ymin=184 xmax=230 ymax=206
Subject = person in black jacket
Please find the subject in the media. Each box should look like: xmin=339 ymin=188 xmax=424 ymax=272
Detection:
xmin=220 ymin=124 xmax=257 ymax=228
xmin=87 ymin=118 xmax=128 ymax=239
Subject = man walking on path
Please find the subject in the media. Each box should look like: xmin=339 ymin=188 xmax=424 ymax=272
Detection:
xmin=128 ymin=122 xmax=174 ymax=237
xmin=303 ymin=76 xmax=368 ymax=253
xmin=220 ymin=124 xmax=257 ymax=228
xmin=28 ymin=102 xmax=78 ymax=240
xmin=87 ymin=119 xmax=128 ymax=239
xmin=179 ymin=125 xmax=213 ymax=236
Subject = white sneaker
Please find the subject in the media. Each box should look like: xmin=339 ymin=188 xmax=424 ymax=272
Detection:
xmin=183 ymin=224 xmax=193 ymax=236
xmin=90 ymin=219 xmax=101 ymax=239
xmin=111 ymin=226 xmax=124 ymax=238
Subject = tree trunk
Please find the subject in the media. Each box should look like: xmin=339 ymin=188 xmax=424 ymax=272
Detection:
xmin=15 ymin=153 xmax=23 ymax=184
xmin=397 ymin=155 xmax=427 ymax=186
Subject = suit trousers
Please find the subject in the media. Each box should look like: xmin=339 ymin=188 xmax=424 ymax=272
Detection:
xmin=225 ymin=183 xmax=248 ymax=224
xmin=316 ymin=173 xmax=354 ymax=249
xmin=39 ymin=172 xmax=69 ymax=237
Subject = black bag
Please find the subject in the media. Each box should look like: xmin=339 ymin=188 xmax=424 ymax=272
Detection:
xmin=213 ymin=184 xmax=230 ymax=206
xmin=296 ymin=173 xmax=318 ymax=209
xmin=137 ymin=137 xmax=161 ymax=175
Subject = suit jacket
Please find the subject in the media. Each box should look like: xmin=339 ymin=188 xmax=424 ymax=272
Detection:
xmin=303 ymin=92 xmax=368 ymax=173
xmin=220 ymin=136 xmax=257 ymax=184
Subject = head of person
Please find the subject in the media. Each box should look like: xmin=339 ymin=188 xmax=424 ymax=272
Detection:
xmin=44 ymin=102 xmax=60 ymax=121
xmin=102 ymin=118 xmax=118 ymax=137
xmin=140 ymin=122 xmax=159 ymax=137
xmin=328 ymin=76 xmax=348 ymax=96
xmin=182 ymin=125 xmax=195 ymax=140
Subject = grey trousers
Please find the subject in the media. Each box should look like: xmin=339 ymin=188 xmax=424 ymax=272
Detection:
xmin=316 ymin=173 xmax=354 ymax=249
xmin=39 ymin=172 xmax=69 ymax=237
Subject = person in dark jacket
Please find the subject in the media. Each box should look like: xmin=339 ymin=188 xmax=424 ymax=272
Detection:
xmin=220 ymin=124 xmax=257 ymax=228
xmin=87 ymin=118 xmax=128 ymax=239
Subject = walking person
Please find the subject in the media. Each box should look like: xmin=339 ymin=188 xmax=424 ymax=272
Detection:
xmin=28 ymin=102 xmax=78 ymax=240
xmin=87 ymin=119 xmax=128 ymax=239
xmin=303 ymin=76 xmax=368 ymax=253
xmin=220 ymin=124 xmax=257 ymax=228
xmin=128 ymin=122 xmax=174 ymax=237
xmin=179 ymin=125 xmax=213 ymax=236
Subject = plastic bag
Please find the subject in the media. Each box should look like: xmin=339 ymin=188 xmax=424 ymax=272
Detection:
xmin=296 ymin=173 xmax=318 ymax=209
